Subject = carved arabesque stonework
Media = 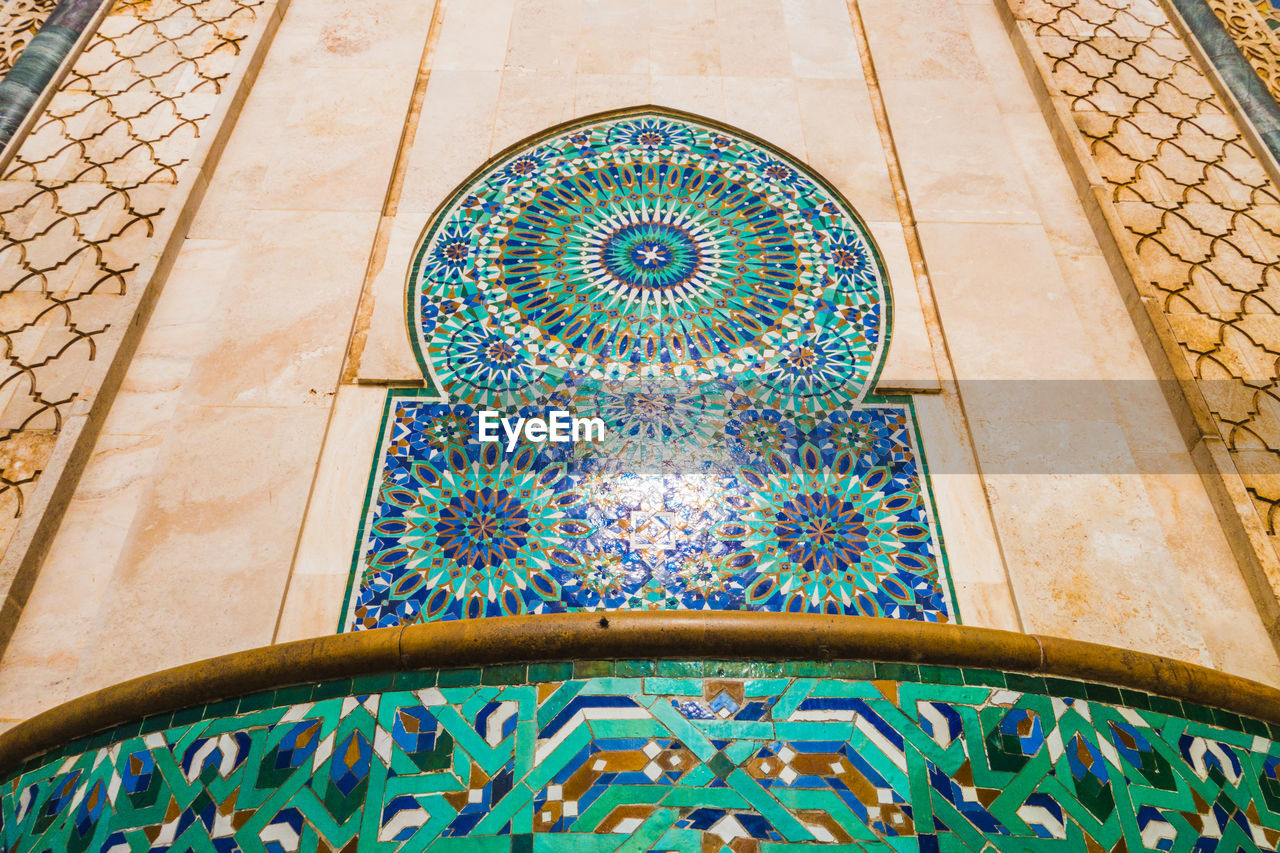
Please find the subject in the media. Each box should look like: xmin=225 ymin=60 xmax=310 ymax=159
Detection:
xmin=0 ymin=0 xmax=267 ymax=572
xmin=1205 ymin=0 xmax=1280 ymax=102
xmin=1010 ymin=0 xmax=1280 ymax=628
xmin=0 ymin=0 xmax=60 ymax=78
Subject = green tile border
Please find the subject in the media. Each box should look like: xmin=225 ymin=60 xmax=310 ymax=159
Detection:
xmin=5 ymin=656 xmax=1275 ymax=787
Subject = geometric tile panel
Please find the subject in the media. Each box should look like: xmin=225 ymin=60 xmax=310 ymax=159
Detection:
xmin=408 ymin=111 xmax=887 ymax=410
xmin=4 ymin=661 xmax=1280 ymax=851
xmin=343 ymin=392 xmax=950 ymax=629
xmin=357 ymin=110 xmax=952 ymax=630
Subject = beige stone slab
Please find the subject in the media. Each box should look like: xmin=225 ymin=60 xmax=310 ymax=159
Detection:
xmin=910 ymin=393 xmax=1018 ymax=627
xmin=185 ymin=95 xmax=288 ymax=239
xmin=716 ymin=0 xmax=793 ymax=78
xmin=491 ymin=69 xmax=576 ymax=156
xmin=867 ymin=219 xmax=941 ymax=389
xmin=505 ymin=0 xmax=582 ymax=73
xmin=968 ymin=414 xmax=1135 ymax=476
xmin=396 ymin=70 xmax=503 ymax=216
xmin=916 ymin=221 xmax=1102 ymax=380
xmin=182 ymin=210 xmax=380 ymax=407
xmin=73 ymin=404 xmax=330 ymax=691
xmin=0 ymin=433 xmax=161 ymax=721
xmin=880 ymin=79 xmax=1041 ymax=224
xmin=357 ymin=217 xmax=435 ymax=384
xmin=574 ymin=74 xmax=651 ymax=117
xmin=1053 ymin=252 xmax=1188 ymax=454
xmin=782 ymin=0 xmax=863 ymax=79
xmin=649 ymin=0 xmax=720 ymax=77
xmin=146 ymin=239 xmax=239 ymax=331
xmin=651 ymin=75 xmax=727 ymax=121
xmin=579 ymin=0 xmax=649 ymax=74
xmin=1001 ymin=111 xmax=1102 ymax=258
xmin=433 ymin=0 xmax=515 ymax=72
xmin=723 ymin=77 xmax=806 ymax=160
xmin=958 ymin=2 xmax=1041 ymax=114
xmin=257 ymin=63 xmax=414 ymax=212
xmin=1134 ymin=451 xmax=1280 ymax=685
xmin=100 ymin=353 xmax=194 ymax=437
xmin=287 ymin=384 xmax=385 ymax=580
xmin=278 ymin=385 xmax=386 ymax=640
xmin=983 ymin=468 xmax=1216 ymax=665
xmin=267 ymin=0 xmax=433 ymax=72
xmin=275 ymin=572 xmax=356 ymax=642
xmin=796 ymin=78 xmax=896 ymax=222
xmin=858 ymin=0 xmax=985 ymax=81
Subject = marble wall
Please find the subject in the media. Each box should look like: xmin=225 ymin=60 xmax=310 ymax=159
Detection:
xmin=0 ymin=0 xmax=1276 ymax=730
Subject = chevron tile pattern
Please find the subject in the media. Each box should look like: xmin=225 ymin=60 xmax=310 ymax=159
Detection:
xmin=3 ymin=661 xmax=1279 ymax=851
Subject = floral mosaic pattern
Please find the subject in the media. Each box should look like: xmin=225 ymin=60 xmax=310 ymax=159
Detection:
xmin=346 ymin=392 xmax=946 ymax=629
xmin=348 ymin=111 xmax=950 ymax=630
xmin=4 ymin=661 xmax=1280 ymax=851
xmin=409 ymin=112 xmax=885 ymax=411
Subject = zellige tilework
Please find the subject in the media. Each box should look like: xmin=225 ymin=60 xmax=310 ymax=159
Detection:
xmin=343 ymin=112 xmax=953 ymax=630
xmin=409 ymin=113 xmax=884 ymax=409
xmin=346 ymin=393 xmax=947 ymax=627
xmin=4 ymin=662 xmax=1280 ymax=851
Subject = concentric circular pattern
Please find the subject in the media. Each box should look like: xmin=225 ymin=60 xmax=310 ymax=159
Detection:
xmin=411 ymin=114 xmax=883 ymax=409
xmin=596 ymin=222 xmax=702 ymax=291
xmin=354 ymin=114 xmax=948 ymax=631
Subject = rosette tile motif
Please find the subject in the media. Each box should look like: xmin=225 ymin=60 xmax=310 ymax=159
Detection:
xmin=343 ymin=111 xmax=953 ymax=629
xmin=409 ymin=113 xmax=882 ymax=409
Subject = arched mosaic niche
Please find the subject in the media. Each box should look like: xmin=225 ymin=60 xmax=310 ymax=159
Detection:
xmin=408 ymin=110 xmax=887 ymax=406
xmin=341 ymin=109 xmax=955 ymax=629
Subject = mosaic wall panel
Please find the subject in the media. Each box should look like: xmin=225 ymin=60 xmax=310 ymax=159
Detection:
xmin=344 ymin=393 xmax=948 ymax=629
xmin=1011 ymin=0 xmax=1280 ymax=594
xmin=408 ymin=113 xmax=886 ymax=407
xmin=4 ymin=660 xmax=1280 ymax=851
xmin=348 ymin=112 xmax=951 ymax=630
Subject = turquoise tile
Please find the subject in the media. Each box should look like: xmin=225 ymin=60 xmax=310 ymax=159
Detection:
xmin=830 ymin=660 xmax=875 ymax=680
xmin=875 ymin=662 xmax=919 ymax=682
xmin=573 ymin=660 xmax=613 ymax=678
xmin=394 ymin=670 xmax=437 ymax=690
xmin=657 ymin=661 xmax=703 ymax=678
xmin=438 ymin=668 xmax=482 ymax=688
xmin=528 ymin=662 xmax=573 ymax=682
xmin=916 ymin=664 xmax=963 ymax=685
xmin=962 ymin=668 xmax=1006 ymax=688
xmin=482 ymin=664 xmax=527 ymax=686
xmin=615 ymin=660 xmax=655 ymax=678
xmin=352 ymin=672 xmax=397 ymax=694
xmin=1083 ymin=682 xmax=1122 ymax=705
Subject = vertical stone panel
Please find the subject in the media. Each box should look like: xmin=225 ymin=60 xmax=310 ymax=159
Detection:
xmin=0 ymin=0 xmax=281 ymax=646
xmin=1004 ymin=0 xmax=1280 ymax=636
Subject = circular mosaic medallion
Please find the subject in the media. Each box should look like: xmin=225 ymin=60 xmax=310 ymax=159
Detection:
xmin=410 ymin=113 xmax=886 ymax=409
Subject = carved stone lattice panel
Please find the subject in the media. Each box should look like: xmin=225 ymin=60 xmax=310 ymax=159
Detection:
xmin=0 ymin=0 xmax=265 ymax=560
xmin=0 ymin=0 xmax=60 ymax=77
xmin=1204 ymin=0 xmax=1280 ymax=102
xmin=1012 ymin=0 xmax=1280 ymax=606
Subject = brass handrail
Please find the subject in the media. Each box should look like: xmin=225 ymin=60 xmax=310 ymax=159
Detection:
xmin=1 ymin=611 xmax=1274 ymax=774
